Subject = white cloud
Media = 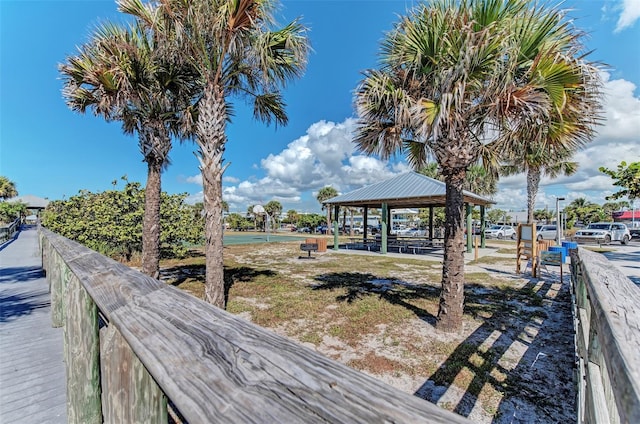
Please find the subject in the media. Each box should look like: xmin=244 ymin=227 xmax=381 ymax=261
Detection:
xmin=186 ymin=174 xmax=202 ymax=185
xmin=615 ymin=0 xmax=640 ymax=32
xmin=218 ymin=118 xmax=405 ymax=212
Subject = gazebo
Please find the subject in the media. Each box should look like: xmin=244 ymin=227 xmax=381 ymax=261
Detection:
xmin=323 ymin=172 xmax=494 ymax=254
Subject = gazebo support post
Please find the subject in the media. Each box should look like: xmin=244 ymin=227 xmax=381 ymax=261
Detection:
xmin=363 ymin=208 xmax=368 ymax=242
xmin=381 ymin=203 xmax=388 ymax=254
xmin=333 ymin=205 xmax=339 ymax=250
xmin=466 ymin=203 xmax=473 ymax=253
xmin=429 ymin=206 xmax=434 ymax=241
xmin=480 ymin=205 xmax=486 ymax=248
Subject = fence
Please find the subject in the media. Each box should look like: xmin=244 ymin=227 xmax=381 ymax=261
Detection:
xmin=0 ymin=218 xmax=21 ymax=244
xmin=569 ymin=247 xmax=640 ymax=423
xmin=39 ymin=228 xmax=471 ymax=424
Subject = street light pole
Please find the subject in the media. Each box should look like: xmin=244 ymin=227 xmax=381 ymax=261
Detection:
xmin=556 ymin=197 xmax=565 ymax=242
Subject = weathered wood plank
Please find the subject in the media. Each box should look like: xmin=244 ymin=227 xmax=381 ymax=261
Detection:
xmin=113 ymin=286 xmax=470 ymax=423
xmin=64 ymin=273 xmax=102 ymax=424
xmin=100 ymin=324 xmax=167 ymax=424
xmin=574 ymin=247 xmax=640 ymax=423
xmin=585 ymin=362 xmax=613 ymax=424
xmin=49 ymin=249 xmax=65 ymax=327
xmin=1 ymin=226 xmax=66 ymax=424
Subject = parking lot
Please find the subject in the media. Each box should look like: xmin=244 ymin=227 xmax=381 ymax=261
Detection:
xmin=599 ymin=241 xmax=640 ymax=287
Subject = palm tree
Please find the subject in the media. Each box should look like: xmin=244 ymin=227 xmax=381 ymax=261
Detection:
xmin=0 ymin=177 xmax=18 ymax=200
xmin=354 ymin=0 xmax=600 ymax=332
xmin=316 ymin=186 xmax=338 ymax=230
xmin=499 ymin=40 xmax=601 ymax=223
xmin=503 ymin=158 xmax=578 ymax=223
xmin=120 ymin=0 xmax=309 ymax=308
xmin=264 ymin=200 xmax=283 ymax=230
xmin=60 ymin=21 xmax=195 ymax=278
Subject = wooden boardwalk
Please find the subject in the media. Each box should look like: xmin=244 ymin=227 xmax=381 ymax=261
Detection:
xmin=0 ymin=226 xmax=66 ymax=424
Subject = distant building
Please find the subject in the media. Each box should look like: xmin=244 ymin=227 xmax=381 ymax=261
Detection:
xmin=612 ymin=210 xmax=640 ymax=228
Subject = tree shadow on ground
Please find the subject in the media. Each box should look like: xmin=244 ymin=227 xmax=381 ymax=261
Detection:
xmin=0 ymin=266 xmax=45 ymax=284
xmin=0 ymin=291 xmax=51 ymax=322
xmin=413 ymin=273 xmax=575 ymax=423
xmin=311 ymin=272 xmax=440 ymax=326
xmin=161 ymin=263 xmax=276 ymax=306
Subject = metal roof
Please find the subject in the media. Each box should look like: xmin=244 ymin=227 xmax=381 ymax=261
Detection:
xmin=7 ymin=195 xmax=50 ymax=209
xmin=324 ymin=172 xmax=494 ymax=209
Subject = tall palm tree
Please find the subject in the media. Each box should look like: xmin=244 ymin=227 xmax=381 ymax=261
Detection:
xmin=502 ymin=157 xmax=578 ymax=223
xmin=498 ymin=29 xmax=601 ymax=223
xmin=121 ymin=0 xmax=309 ymax=308
xmin=60 ymin=21 xmax=196 ymax=278
xmin=316 ymin=186 xmax=338 ymax=230
xmin=0 ymin=177 xmax=18 ymax=200
xmin=355 ymin=0 xmax=600 ymax=332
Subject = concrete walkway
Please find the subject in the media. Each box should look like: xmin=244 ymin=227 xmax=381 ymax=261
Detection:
xmin=0 ymin=226 xmax=66 ymax=424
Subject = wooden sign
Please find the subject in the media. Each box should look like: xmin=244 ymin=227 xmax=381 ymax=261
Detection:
xmin=516 ymin=224 xmax=537 ymax=276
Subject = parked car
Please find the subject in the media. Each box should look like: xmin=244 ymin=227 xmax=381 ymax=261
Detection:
xmin=535 ymin=224 xmax=557 ymax=241
xmin=297 ymin=227 xmax=311 ymax=233
xmin=574 ymin=222 xmax=630 ymax=245
xmin=484 ymin=225 xmax=516 ymax=239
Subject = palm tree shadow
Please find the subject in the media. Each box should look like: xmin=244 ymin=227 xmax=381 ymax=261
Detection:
xmin=311 ymin=272 xmax=439 ymax=326
xmin=0 ymin=266 xmax=45 ymax=284
xmin=413 ymin=277 xmax=574 ymax=422
xmin=0 ymin=291 xmax=51 ymax=323
xmin=161 ymin=263 xmax=276 ymax=306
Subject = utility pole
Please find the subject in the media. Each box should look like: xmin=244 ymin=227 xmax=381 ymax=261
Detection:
xmin=556 ymin=197 xmax=565 ymax=242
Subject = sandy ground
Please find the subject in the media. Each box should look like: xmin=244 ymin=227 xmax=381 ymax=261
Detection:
xmin=282 ymin=255 xmax=575 ymax=423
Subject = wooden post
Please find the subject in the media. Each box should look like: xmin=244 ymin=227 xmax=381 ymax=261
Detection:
xmin=480 ymin=205 xmax=486 ymax=248
xmin=50 ymin=250 xmax=65 ymax=328
xmin=100 ymin=324 xmax=167 ymax=424
xmin=65 ymin=273 xmax=102 ymax=424
xmin=428 ymin=206 xmax=434 ymax=241
xmin=474 ymin=236 xmax=479 ymax=261
xmin=466 ymin=203 xmax=472 ymax=253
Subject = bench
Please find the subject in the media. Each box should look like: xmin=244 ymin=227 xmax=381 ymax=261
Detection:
xmin=299 ymin=243 xmax=318 ymax=259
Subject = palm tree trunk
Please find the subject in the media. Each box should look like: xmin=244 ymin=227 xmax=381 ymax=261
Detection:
xmin=141 ymin=160 xmax=162 ymax=278
xmin=436 ymin=168 xmax=466 ymax=333
xmin=198 ymin=83 xmax=227 ymax=308
xmin=527 ymin=167 xmax=541 ymax=223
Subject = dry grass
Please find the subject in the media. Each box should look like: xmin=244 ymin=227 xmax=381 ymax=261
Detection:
xmin=157 ymin=239 xmax=575 ymax=423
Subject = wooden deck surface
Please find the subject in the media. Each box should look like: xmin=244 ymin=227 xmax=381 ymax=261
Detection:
xmin=0 ymin=226 xmax=66 ymax=424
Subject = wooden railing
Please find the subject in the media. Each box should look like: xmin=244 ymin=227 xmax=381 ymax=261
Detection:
xmin=0 ymin=218 xmax=20 ymax=244
xmin=569 ymin=247 xmax=640 ymax=423
xmin=39 ymin=228 xmax=471 ymax=424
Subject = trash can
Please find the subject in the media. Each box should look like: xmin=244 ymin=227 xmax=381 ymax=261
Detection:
xmin=562 ymin=241 xmax=578 ymax=262
xmin=306 ymin=238 xmax=327 ymax=252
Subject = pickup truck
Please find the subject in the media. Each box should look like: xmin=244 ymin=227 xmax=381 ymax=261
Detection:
xmin=629 ymin=226 xmax=640 ymax=239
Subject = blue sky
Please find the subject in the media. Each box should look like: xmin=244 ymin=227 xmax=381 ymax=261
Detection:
xmin=1 ymin=0 xmax=639 ymax=214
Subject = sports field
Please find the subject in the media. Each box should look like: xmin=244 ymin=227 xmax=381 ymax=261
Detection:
xmin=223 ymin=232 xmax=311 ymax=245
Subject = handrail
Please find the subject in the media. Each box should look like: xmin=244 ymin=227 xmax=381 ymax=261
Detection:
xmin=0 ymin=218 xmax=21 ymax=244
xmin=39 ymin=228 xmax=472 ymax=424
xmin=569 ymin=247 xmax=640 ymax=423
